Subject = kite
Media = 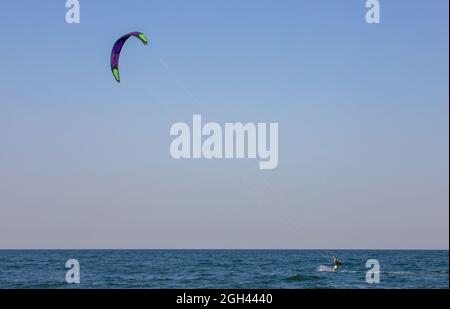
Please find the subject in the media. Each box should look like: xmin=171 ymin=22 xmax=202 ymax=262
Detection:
xmin=110 ymin=32 xmax=149 ymax=82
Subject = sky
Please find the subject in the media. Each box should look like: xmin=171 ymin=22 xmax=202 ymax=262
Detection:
xmin=0 ymin=0 xmax=448 ymax=249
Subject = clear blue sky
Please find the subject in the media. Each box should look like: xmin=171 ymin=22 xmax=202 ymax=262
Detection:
xmin=0 ymin=0 xmax=448 ymax=249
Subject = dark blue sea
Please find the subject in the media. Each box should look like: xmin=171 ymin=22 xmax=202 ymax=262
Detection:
xmin=0 ymin=250 xmax=447 ymax=288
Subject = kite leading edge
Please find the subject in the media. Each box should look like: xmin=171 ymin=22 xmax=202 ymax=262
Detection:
xmin=110 ymin=32 xmax=149 ymax=82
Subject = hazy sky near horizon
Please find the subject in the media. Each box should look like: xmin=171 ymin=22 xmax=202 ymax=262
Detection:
xmin=0 ymin=0 xmax=448 ymax=249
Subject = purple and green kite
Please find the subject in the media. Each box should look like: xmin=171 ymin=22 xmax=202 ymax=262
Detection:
xmin=110 ymin=32 xmax=149 ymax=82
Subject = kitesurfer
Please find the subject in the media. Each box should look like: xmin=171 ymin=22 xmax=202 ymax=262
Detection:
xmin=332 ymin=257 xmax=342 ymax=272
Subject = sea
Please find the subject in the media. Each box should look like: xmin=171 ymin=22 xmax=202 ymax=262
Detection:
xmin=0 ymin=250 xmax=447 ymax=288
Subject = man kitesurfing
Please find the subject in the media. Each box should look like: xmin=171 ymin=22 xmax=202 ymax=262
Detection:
xmin=332 ymin=257 xmax=343 ymax=272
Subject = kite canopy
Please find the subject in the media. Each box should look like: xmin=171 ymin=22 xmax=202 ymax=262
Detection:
xmin=110 ymin=32 xmax=149 ymax=82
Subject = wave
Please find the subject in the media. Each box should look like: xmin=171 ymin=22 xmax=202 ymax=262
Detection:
xmin=317 ymin=265 xmax=335 ymax=272
xmin=340 ymin=270 xmax=358 ymax=273
xmin=431 ymin=270 xmax=448 ymax=274
xmin=388 ymin=271 xmax=414 ymax=275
